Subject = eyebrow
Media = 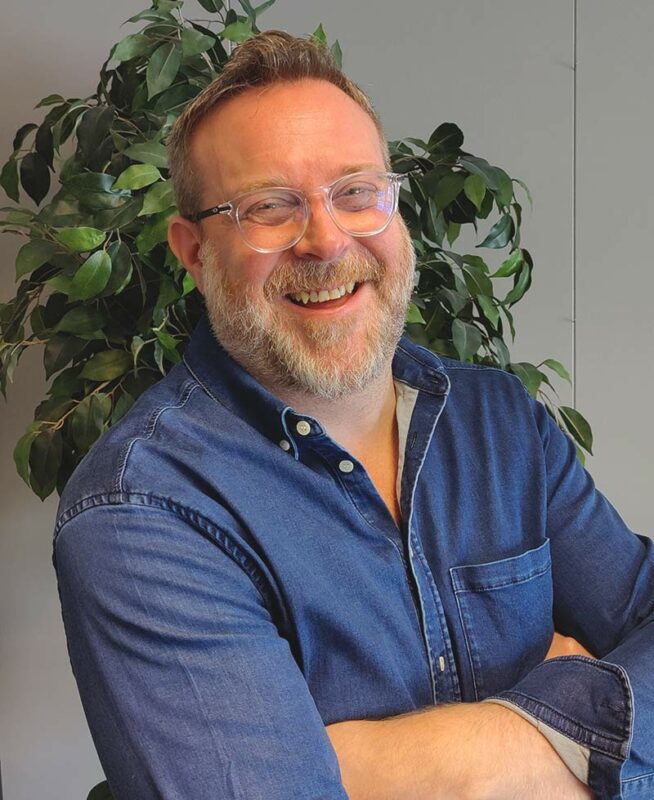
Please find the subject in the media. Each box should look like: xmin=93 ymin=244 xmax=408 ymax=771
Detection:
xmin=236 ymin=163 xmax=385 ymax=195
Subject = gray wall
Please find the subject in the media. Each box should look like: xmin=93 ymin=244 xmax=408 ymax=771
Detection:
xmin=1 ymin=1 xmax=652 ymax=797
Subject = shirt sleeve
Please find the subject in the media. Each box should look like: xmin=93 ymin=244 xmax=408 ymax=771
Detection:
xmin=489 ymin=396 xmax=654 ymax=800
xmin=53 ymin=499 xmax=348 ymax=800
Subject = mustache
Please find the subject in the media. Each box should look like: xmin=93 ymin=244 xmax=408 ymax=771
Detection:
xmin=263 ymin=251 xmax=385 ymax=299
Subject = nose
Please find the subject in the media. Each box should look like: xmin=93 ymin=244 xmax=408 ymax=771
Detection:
xmin=290 ymin=193 xmax=351 ymax=262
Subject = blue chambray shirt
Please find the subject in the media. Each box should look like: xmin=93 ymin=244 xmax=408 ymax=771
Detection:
xmin=54 ymin=314 xmax=654 ymax=799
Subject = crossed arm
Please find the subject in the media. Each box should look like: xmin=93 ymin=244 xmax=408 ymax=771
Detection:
xmin=325 ymin=634 xmax=595 ymax=800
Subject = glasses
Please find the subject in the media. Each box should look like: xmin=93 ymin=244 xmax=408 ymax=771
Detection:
xmin=186 ymin=171 xmax=404 ymax=253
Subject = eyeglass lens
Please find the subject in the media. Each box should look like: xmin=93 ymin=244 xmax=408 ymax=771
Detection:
xmin=235 ymin=173 xmax=397 ymax=252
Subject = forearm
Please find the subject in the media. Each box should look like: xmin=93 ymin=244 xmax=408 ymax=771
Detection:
xmin=326 ymin=702 xmax=593 ymax=800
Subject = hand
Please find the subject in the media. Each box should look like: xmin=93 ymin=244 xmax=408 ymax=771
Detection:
xmin=545 ymin=632 xmax=595 ymax=660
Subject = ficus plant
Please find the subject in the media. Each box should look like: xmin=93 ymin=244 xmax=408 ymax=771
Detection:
xmin=0 ymin=0 xmax=593 ymax=506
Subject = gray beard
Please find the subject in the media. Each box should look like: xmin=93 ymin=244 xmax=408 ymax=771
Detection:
xmin=199 ymin=226 xmax=416 ymax=400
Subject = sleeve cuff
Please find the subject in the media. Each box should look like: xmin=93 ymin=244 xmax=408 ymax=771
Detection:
xmin=489 ymin=656 xmax=634 ymax=799
xmin=484 ymin=697 xmax=591 ymax=784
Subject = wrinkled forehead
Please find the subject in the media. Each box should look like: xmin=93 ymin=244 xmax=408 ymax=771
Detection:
xmin=190 ymin=79 xmax=387 ymax=201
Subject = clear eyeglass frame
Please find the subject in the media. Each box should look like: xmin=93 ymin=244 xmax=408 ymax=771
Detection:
xmin=185 ymin=170 xmax=405 ymax=254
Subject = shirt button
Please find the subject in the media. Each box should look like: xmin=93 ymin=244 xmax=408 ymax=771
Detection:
xmin=296 ymin=420 xmax=311 ymax=436
xmin=338 ymin=459 xmax=354 ymax=473
xmin=279 ymin=440 xmax=291 ymax=451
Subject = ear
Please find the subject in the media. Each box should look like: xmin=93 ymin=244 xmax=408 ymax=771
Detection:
xmin=168 ymin=215 xmax=206 ymax=294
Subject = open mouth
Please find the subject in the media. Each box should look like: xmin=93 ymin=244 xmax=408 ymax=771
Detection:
xmin=285 ymin=281 xmax=361 ymax=310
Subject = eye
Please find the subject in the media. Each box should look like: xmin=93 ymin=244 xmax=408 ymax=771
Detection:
xmin=240 ymin=193 xmax=301 ymax=225
xmin=333 ymin=182 xmax=380 ymax=211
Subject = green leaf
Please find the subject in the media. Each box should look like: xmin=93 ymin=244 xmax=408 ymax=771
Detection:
xmin=19 ymin=152 xmax=50 ymax=204
xmin=55 ymin=226 xmax=106 ymax=252
xmin=181 ymin=28 xmax=215 ymax=58
xmin=57 ymin=307 xmax=105 ymax=334
xmin=513 ymin=178 xmax=533 ymax=209
xmin=492 ymin=336 xmax=511 ymax=369
xmin=128 ymin=8 xmax=177 ymax=24
xmin=111 ymin=33 xmax=154 ymax=63
xmin=15 ymin=239 xmax=58 ymax=279
xmin=102 ymin=242 xmax=133 ymax=296
xmin=147 ymin=42 xmax=182 ymax=100
xmin=155 ymin=329 xmax=182 ymax=364
xmin=196 ymin=0 xmax=224 ymax=12
xmin=114 ymin=164 xmax=162 ymax=191
xmin=111 ymin=392 xmax=135 ymax=425
xmin=70 ymin=395 xmax=109 ymax=455
xmin=222 ymin=21 xmax=253 ymax=42
xmin=182 ymin=272 xmax=196 ymax=296
xmin=559 ymin=406 xmax=593 ymax=454
xmin=406 ymin=302 xmax=426 ymax=324
xmin=77 ymin=106 xmax=115 ymax=165
xmin=46 ymin=274 xmax=73 ymax=294
xmin=123 ymin=141 xmax=169 ymax=169
xmin=69 ymin=251 xmax=112 ymax=300
xmin=463 ymin=174 xmax=485 ymax=211
xmin=35 ymin=123 xmax=54 ymax=168
xmin=541 ymin=358 xmax=572 ymax=385
xmin=52 ymin=103 xmax=86 ymax=150
xmin=12 ymin=123 xmax=38 ymax=152
xmin=427 ymin=172 xmax=465 ymax=212
xmin=447 ymin=221 xmax=460 ymax=246
xmin=478 ymin=214 xmax=513 ymax=249
xmin=81 ymin=350 xmax=132 ymax=381
xmin=462 ymin=263 xmax=493 ymax=297
xmin=94 ymin=198 xmax=142 ymax=230
xmin=459 ymin=155 xmax=513 ymax=207
xmin=440 ymin=288 xmax=468 ymax=315
xmin=428 ymin=123 xmax=464 ymax=154
xmin=13 ymin=421 xmax=43 ymax=484
xmin=140 ymin=181 xmax=175 ymax=215
xmin=421 ymin=197 xmax=447 ymax=246
xmin=493 ymin=248 xmax=523 ymax=278
xmin=136 ymin=209 xmax=175 ymax=254
xmin=1 ymin=157 xmax=20 ymax=202
xmin=452 ymin=319 xmax=482 ymax=361
xmin=331 ymin=40 xmax=343 ymax=69
xmin=29 ymin=427 xmax=63 ymax=500
xmin=44 ymin=334 xmax=86 ymax=378
xmin=504 ymin=260 xmax=532 ymax=305
xmin=311 ymin=23 xmax=327 ymax=44
xmin=462 ymin=254 xmax=488 ymax=272
xmin=35 ymin=94 xmax=65 ymax=108
xmin=476 ymin=294 xmax=500 ymax=330
xmin=510 ymin=362 xmax=543 ymax=397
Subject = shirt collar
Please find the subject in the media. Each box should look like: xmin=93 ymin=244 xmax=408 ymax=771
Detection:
xmin=182 ymin=312 xmax=450 ymax=454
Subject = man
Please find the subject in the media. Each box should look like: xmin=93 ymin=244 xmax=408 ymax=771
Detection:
xmin=54 ymin=31 xmax=653 ymax=800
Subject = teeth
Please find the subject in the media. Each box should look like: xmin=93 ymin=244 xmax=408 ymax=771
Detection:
xmin=288 ymin=283 xmax=358 ymax=305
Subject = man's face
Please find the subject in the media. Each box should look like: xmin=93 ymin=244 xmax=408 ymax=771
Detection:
xmin=190 ymin=78 xmax=415 ymax=399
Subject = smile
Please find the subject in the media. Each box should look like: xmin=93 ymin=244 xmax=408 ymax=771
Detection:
xmin=286 ymin=282 xmax=358 ymax=306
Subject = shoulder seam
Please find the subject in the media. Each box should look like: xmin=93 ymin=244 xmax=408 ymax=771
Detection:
xmin=115 ymin=379 xmax=202 ymax=493
xmin=54 ymin=491 xmax=271 ymax=602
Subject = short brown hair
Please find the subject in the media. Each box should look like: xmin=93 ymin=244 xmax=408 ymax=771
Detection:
xmin=167 ymin=30 xmax=389 ymax=218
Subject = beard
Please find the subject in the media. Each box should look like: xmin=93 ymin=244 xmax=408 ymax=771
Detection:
xmin=199 ymin=221 xmax=416 ymax=400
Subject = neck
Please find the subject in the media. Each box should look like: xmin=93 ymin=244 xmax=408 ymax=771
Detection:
xmin=262 ymin=363 xmax=397 ymax=451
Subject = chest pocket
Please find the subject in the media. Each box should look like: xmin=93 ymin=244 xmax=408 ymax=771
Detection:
xmin=449 ymin=539 xmax=553 ymax=701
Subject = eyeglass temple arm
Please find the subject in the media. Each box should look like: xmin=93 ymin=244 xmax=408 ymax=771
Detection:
xmin=186 ymin=203 xmax=231 ymax=223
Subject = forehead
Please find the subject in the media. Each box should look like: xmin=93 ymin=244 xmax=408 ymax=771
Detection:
xmin=191 ymin=79 xmax=386 ymax=197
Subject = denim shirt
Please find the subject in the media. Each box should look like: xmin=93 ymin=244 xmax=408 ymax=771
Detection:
xmin=54 ymin=314 xmax=654 ymax=800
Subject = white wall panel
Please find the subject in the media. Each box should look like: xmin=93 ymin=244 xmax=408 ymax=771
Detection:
xmin=576 ymin=0 xmax=654 ymax=533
